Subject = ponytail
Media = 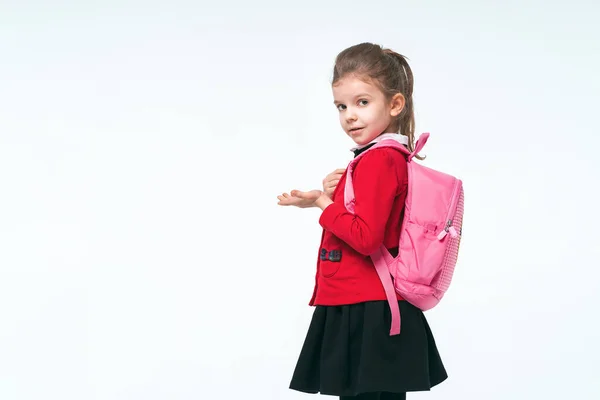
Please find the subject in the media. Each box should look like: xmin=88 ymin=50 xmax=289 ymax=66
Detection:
xmin=382 ymin=49 xmax=423 ymax=160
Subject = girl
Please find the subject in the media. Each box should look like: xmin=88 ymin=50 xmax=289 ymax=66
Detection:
xmin=277 ymin=42 xmax=447 ymax=400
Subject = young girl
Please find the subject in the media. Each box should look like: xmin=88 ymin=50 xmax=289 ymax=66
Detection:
xmin=277 ymin=42 xmax=447 ymax=400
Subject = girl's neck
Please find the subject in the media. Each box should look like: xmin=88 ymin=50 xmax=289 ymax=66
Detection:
xmin=350 ymin=132 xmax=406 ymax=153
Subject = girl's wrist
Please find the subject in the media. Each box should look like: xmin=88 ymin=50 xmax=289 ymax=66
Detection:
xmin=315 ymin=192 xmax=333 ymax=210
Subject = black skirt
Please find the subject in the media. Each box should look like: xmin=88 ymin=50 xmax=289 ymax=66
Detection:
xmin=289 ymin=301 xmax=448 ymax=397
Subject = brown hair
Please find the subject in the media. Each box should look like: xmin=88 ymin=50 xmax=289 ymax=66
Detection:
xmin=332 ymin=42 xmax=423 ymax=159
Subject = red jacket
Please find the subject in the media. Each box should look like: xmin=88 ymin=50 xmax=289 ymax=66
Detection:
xmin=309 ymin=146 xmax=408 ymax=306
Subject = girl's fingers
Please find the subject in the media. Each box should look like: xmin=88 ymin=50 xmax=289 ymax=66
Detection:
xmin=291 ymin=190 xmax=307 ymax=197
xmin=326 ymin=170 xmax=342 ymax=180
xmin=279 ymin=189 xmax=319 ymax=205
xmin=325 ymin=180 xmax=339 ymax=189
xmin=323 ymin=169 xmax=344 ymax=182
xmin=278 ymin=193 xmax=293 ymax=204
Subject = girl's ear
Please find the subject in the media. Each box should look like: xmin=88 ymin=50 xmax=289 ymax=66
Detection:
xmin=389 ymin=93 xmax=405 ymax=117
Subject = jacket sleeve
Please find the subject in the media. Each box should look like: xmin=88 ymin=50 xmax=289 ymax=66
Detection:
xmin=318 ymin=148 xmax=405 ymax=255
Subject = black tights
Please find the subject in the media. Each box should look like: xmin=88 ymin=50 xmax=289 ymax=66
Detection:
xmin=340 ymin=393 xmax=406 ymax=400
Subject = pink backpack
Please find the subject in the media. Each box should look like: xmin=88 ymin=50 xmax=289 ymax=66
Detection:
xmin=344 ymin=133 xmax=464 ymax=335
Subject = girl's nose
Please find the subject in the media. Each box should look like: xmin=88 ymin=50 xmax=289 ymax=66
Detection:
xmin=345 ymin=110 xmax=357 ymax=123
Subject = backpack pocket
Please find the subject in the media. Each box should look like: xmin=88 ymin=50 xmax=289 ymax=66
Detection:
xmin=398 ymin=220 xmax=448 ymax=286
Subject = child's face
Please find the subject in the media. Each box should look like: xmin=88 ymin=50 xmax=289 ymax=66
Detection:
xmin=332 ymin=75 xmax=403 ymax=145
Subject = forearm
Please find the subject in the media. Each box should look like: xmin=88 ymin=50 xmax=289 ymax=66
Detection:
xmin=319 ymin=202 xmax=386 ymax=255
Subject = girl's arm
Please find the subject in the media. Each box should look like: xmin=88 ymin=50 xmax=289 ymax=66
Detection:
xmin=316 ymin=149 xmax=406 ymax=256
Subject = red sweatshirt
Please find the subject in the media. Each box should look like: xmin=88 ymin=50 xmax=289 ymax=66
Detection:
xmin=309 ymin=146 xmax=408 ymax=306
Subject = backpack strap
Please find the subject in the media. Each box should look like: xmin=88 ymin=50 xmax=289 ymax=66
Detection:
xmin=371 ymin=247 xmax=402 ymax=335
xmin=344 ymin=133 xmax=429 ymax=212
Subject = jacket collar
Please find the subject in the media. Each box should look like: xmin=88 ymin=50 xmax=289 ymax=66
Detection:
xmin=350 ymin=133 xmax=408 ymax=157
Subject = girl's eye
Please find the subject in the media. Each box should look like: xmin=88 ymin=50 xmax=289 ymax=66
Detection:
xmin=337 ymin=104 xmax=346 ymax=111
xmin=358 ymin=99 xmax=369 ymax=106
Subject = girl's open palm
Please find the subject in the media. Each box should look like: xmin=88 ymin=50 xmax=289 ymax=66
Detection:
xmin=277 ymin=190 xmax=322 ymax=208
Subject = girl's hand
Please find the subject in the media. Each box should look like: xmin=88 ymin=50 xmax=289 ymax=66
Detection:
xmin=322 ymin=168 xmax=345 ymax=198
xmin=277 ymin=189 xmax=323 ymax=208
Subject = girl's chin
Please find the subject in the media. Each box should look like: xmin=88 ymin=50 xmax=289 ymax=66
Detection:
xmin=349 ymin=131 xmax=377 ymax=146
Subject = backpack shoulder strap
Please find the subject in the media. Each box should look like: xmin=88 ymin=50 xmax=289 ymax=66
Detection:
xmin=371 ymin=132 xmax=429 ymax=161
xmin=344 ymin=133 xmax=430 ymax=212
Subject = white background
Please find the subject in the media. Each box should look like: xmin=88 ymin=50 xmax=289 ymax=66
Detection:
xmin=1 ymin=1 xmax=599 ymax=399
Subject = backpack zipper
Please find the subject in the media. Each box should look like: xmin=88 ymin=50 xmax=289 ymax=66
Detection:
xmin=437 ymin=179 xmax=462 ymax=241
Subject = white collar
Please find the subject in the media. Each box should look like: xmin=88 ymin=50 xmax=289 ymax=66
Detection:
xmin=350 ymin=132 xmax=408 ymax=153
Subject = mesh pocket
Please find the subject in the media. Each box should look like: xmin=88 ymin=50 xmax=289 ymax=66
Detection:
xmin=433 ymin=188 xmax=464 ymax=292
